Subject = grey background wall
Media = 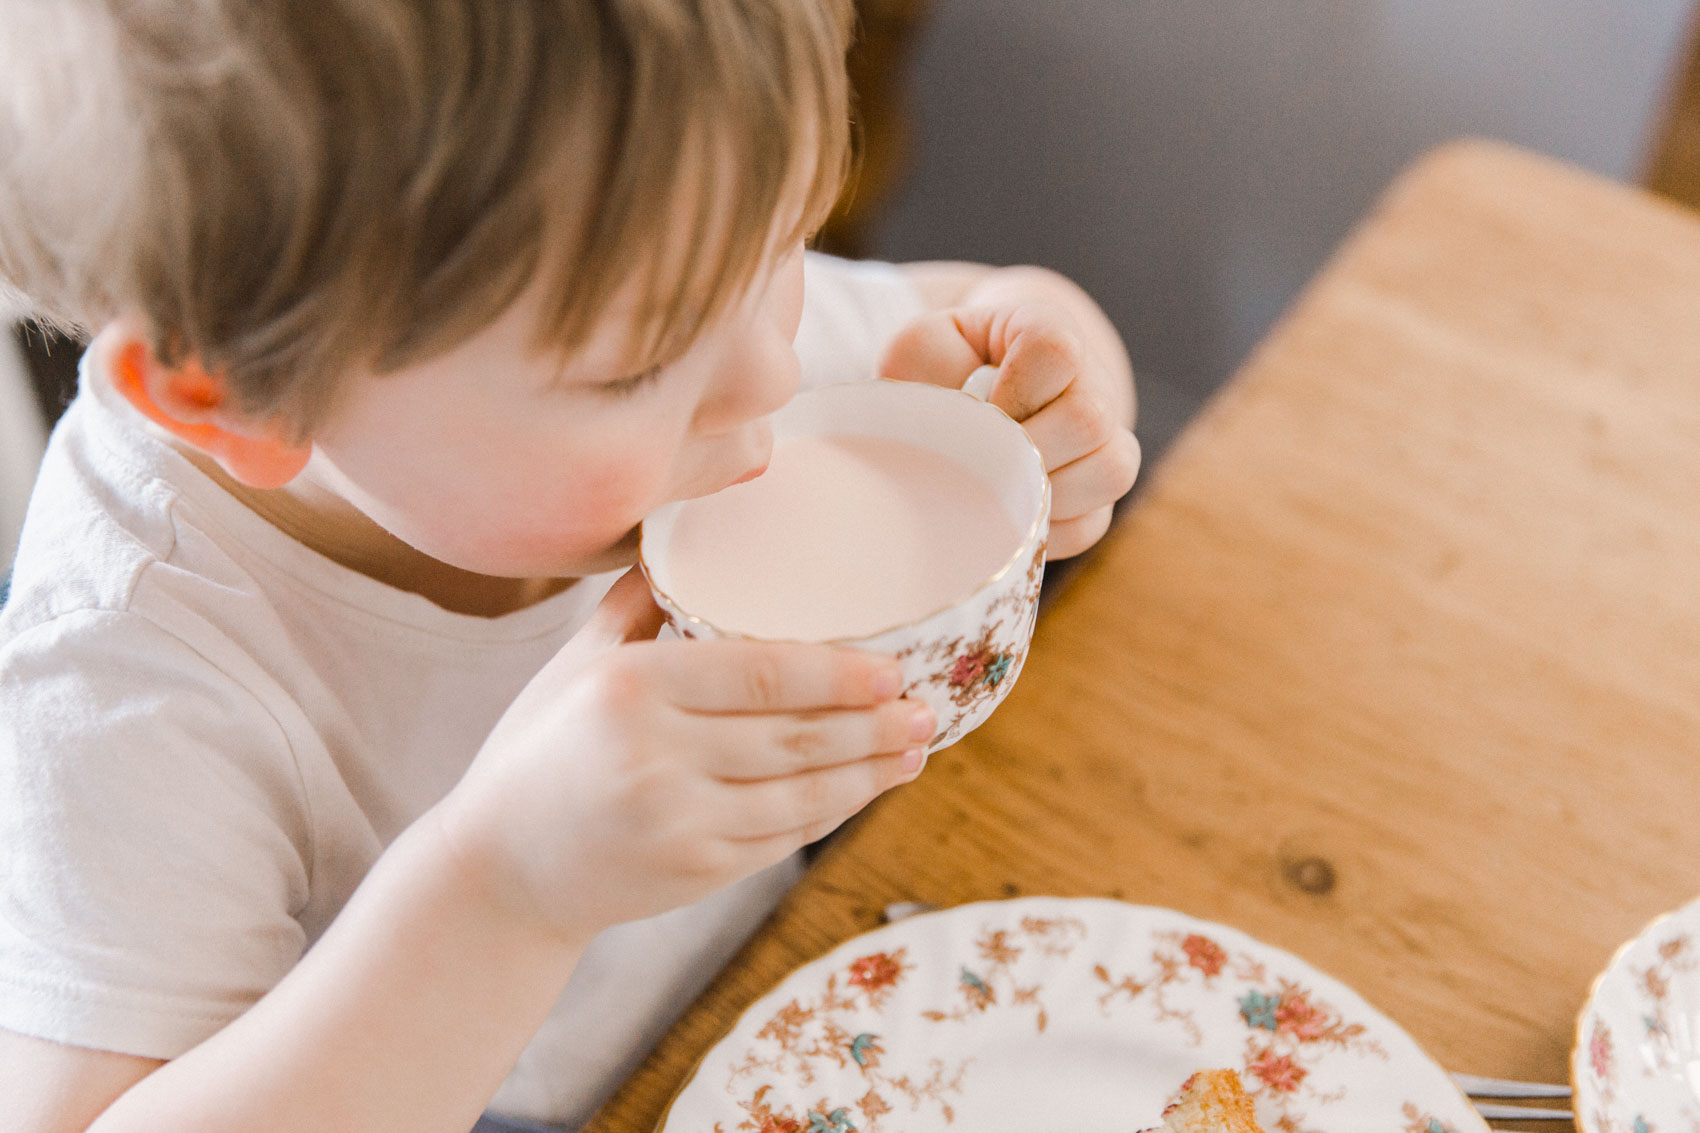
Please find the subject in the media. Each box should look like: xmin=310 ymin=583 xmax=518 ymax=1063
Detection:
xmin=866 ymin=1 xmax=1695 ymax=460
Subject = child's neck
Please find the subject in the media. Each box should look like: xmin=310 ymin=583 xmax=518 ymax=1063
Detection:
xmin=179 ymin=447 xmax=578 ymax=618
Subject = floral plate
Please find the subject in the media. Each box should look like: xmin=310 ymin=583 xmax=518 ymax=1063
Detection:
xmin=659 ymin=898 xmax=1486 ymax=1133
xmin=1574 ymin=894 xmax=1700 ymax=1133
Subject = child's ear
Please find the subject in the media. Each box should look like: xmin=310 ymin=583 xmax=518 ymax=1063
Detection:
xmin=108 ymin=334 xmax=312 ymax=490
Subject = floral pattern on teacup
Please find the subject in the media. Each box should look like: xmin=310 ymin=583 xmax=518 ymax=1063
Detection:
xmin=659 ymin=535 xmax=1046 ymax=756
xmin=891 ymin=542 xmax=1046 ymax=750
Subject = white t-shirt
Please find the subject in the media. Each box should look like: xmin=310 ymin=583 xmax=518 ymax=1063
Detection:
xmin=0 ymin=253 xmax=924 ymax=1126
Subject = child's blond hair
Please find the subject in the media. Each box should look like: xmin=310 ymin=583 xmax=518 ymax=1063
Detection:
xmin=0 ymin=0 xmax=853 ymax=437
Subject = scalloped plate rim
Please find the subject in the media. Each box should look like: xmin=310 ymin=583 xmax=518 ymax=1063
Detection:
xmin=1572 ymin=893 xmax=1700 ymax=1133
xmin=656 ymin=895 xmax=1487 ymax=1133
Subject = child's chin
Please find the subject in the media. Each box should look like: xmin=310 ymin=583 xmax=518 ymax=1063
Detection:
xmin=521 ymin=524 xmax=643 ymax=578
xmin=575 ymin=525 xmax=643 ymax=573
xmin=428 ymin=523 xmax=642 ymax=580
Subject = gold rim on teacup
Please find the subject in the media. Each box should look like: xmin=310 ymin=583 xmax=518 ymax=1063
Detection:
xmin=637 ymin=379 xmax=1051 ymax=646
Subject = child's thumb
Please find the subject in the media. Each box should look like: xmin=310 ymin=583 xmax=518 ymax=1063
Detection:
xmin=878 ymin=308 xmax=986 ymax=389
xmin=575 ymin=567 xmax=666 ymax=652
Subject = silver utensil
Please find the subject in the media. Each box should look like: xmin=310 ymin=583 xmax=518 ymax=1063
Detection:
xmin=1470 ymin=1101 xmax=1574 ymax=1122
xmin=1452 ymin=1072 xmax=1572 ymax=1099
xmin=1454 ymin=1072 xmax=1573 ymax=1123
xmin=881 ymin=900 xmax=937 ymax=923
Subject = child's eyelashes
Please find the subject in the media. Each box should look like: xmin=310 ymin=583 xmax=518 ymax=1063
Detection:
xmin=598 ymin=364 xmax=664 ymax=398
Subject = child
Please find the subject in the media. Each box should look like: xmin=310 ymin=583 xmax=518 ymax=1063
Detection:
xmin=0 ymin=2 xmax=1139 ymax=1129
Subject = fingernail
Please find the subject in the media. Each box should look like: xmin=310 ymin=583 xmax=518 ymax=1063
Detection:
xmin=873 ymin=666 xmax=903 ymax=700
xmin=901 ymin=747 xmax=926 ymax=774
xmin=909 ymin=705 xmax=937 ymax=743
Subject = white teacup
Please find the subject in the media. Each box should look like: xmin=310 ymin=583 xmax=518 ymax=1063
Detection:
xmin=639 ymin=376 xmax=1049 ymax=754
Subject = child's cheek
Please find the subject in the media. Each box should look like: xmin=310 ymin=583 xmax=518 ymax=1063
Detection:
xmin=511 ymin=449 xmax=669 ymax=558
xmin=578 ymin=450 xmax=671 ymax=527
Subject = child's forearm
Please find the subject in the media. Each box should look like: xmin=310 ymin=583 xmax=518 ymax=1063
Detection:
xmin=89 ymin=806 xmax=587 ymax=1133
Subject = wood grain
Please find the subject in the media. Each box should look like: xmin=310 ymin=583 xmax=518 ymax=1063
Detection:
xmin=585 ymin=140 xmax=1700 ymax=1132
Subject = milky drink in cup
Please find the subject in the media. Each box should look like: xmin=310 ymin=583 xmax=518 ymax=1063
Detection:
xmin=640 ymin=374 xmax=1049 ymax=754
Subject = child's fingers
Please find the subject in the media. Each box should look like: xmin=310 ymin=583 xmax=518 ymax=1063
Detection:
xmin=879 ymin=305 xmax=1082 ymax=424
xmin=1047 ymin=430 xmax=1142 ymax=520
xmin=650 ymin=640 xmax=902 ymax=714
xmin=708 ymin=700 xmax=935 ymax=782
xmin=987 ymin=316 xmax=1084 ymax=424
xmin=1046 ymin=507 xmax=1115 ymax=560
xmin=719 ymin=815 xmax=864 ymax=877
xmin=878 ymin=309 xmax=987 ymax=390
xmin=1018 ymin=380 xmax=1120 ymax=473
xmin=720 ymin=750 xmax=921 ymax=841
xmin=575 ymin=567 xmax=667 ymax=651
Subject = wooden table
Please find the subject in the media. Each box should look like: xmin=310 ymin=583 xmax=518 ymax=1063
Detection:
xmin=587 ymin=140 xmax=1700 ymax=1132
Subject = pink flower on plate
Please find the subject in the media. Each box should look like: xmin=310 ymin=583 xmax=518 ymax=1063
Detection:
xmin=1182 ymin=934 xmax=1227 ymax=978
xmin=848 ymin=951 xmax=905 ymax=995
xmin=1275 ymin=991 xmax=1331 ymax=1041
xmin=1589 ymin=1022 xmax=1614 ymax=1080
xmin=1247 ymin=1048 xmax=1308 ymax=1094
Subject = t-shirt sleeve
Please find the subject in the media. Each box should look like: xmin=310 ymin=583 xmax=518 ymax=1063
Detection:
xmin=795 ymin=252 xmax=927 ymax=389
xmin=0 ymin=608 xmax=311 ymax=1059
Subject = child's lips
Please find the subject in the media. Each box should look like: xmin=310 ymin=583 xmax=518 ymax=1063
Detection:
xmin=730 ymin=458 xmax=769 ymax=486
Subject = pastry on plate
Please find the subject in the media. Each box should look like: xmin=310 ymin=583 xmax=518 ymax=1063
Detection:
xmin=1140 ymin=1069 xmax=1268 ymax=1132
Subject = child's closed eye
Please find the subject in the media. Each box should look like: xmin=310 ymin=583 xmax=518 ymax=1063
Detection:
xmin=598 ymin=364 xmax=664 ymax=398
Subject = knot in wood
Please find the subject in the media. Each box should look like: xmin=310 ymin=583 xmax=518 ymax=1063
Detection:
xmin=1283 ymin=855 xmax=1336 ymax=895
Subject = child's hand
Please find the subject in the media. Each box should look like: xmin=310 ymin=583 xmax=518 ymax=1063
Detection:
xmin=880 ymin=269 xmax=1141 ymax=559
xmin=434 ymin=570 xmax=930 ymax=942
